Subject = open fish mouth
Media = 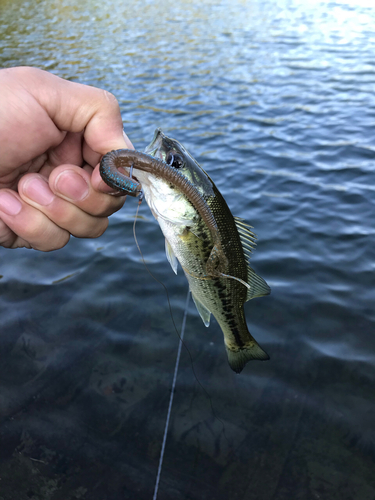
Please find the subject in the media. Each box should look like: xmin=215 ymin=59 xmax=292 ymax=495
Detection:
xmin=144 ymin=128 xmax=164 ymax=157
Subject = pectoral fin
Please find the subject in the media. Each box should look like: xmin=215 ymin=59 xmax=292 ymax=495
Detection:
xmin=165 ymin=239 xmax=178 ymax=275
xmin=191 ymin=293 xmax=211 ymax=327
xmin=206 ymin=242 xmax=229 ymax=276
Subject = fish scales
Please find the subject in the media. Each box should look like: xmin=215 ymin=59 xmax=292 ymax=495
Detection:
xmin=100 ymin=129 xmax=271 ymax=373
xmin=184 ymin=187 xmax=259 ymax=359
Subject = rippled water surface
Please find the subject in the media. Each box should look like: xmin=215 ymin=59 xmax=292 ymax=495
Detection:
xmin=1 ymin=0 xmax=375 ymax=498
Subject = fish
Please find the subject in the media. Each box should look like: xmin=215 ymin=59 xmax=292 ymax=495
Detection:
xmin=100 ymin=129 xmax=271 ymax=373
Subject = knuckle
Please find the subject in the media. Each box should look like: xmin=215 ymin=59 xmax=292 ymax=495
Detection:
xmin=84 ymin=198 xmax=110 ymax=217
xmin=92 ymin=218 xmax=108 ymax=238
xmin=102 ymin=89 xmax=118 ymax=105
xmin=100 ymin=196 xmax=126 ymax=217
xmin=101 ymin=89 xmax=119 ymax=107
xmin=26 ymin=214 xmax=69 ymax=251
xmin=40 ymin=233 xmax=70 ymax=252
xmin=71 ymin=218 xmax=108 ymax=239
xmin=0 ymin=220 xmax=17 ymax=248
xmin=9 ymin=66 xmax=36 ymax=80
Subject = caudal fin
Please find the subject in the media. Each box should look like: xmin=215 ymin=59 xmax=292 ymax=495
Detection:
xmin=226 ymin=343 xmax=269 ymax=374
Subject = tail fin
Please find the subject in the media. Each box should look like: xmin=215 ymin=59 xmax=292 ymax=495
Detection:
xmin=226 ymin=343 xmax=269 ymax=374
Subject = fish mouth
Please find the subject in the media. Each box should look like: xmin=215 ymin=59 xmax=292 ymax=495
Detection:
xmin=144 ymin=128 xmax=164 ymax=157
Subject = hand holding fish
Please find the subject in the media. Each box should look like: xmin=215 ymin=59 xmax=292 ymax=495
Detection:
xmin=0 ymin=66 xmax=132 ymax=250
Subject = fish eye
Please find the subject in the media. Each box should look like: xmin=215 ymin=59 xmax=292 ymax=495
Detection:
xmin=166 ymin=152 xmax=184 ymax=169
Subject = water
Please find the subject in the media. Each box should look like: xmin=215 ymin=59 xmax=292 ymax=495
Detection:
xmin=1 ymin=0 xmax=375 ymax=498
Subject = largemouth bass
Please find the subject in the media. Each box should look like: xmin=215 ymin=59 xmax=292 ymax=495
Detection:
xmin=100 ymin=129 xmax=270 ymax=373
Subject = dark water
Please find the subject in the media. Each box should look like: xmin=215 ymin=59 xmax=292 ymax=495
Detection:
xmin=1 ymin=0 xmax=375 ymax=498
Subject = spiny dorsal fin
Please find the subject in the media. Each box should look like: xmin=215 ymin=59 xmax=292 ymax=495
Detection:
xmin=234 ymin=217 xmax=270 ymax=299
xmin=234 ymin=216 xmax=257 ymax=260
xmin=240 ymin=240 xmax=255 ymax=261
xmin=234 ymin=216 xmax=256 ymax=232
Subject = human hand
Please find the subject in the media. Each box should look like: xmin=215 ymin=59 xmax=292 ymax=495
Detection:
xmin=0 ymin=66 xmax=132 ymax=251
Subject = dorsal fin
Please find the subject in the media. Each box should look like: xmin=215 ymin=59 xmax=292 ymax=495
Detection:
xmin=246 ymin=266 xmax=271 ymax=300
xmin=234 ymin=216 xmax=257 ymax=260
xmin=233 ymin=217 xmax=270 ymax=300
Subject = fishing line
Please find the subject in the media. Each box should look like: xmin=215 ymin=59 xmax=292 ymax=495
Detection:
xmin=152 ymin=287 xmax=190 ymax=500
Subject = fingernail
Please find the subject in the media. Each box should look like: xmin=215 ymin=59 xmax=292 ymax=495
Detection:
xmin=55 ymin=171 xmax=89 ymax=201
xmin=0 ymin=191 xmax=22 ymax=215
xmin=23 ymin=176 xmax=55 ymax=206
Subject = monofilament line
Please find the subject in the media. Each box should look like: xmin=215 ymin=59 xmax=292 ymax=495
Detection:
xmin=152 ymin=288 xmax=190 ymax=500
